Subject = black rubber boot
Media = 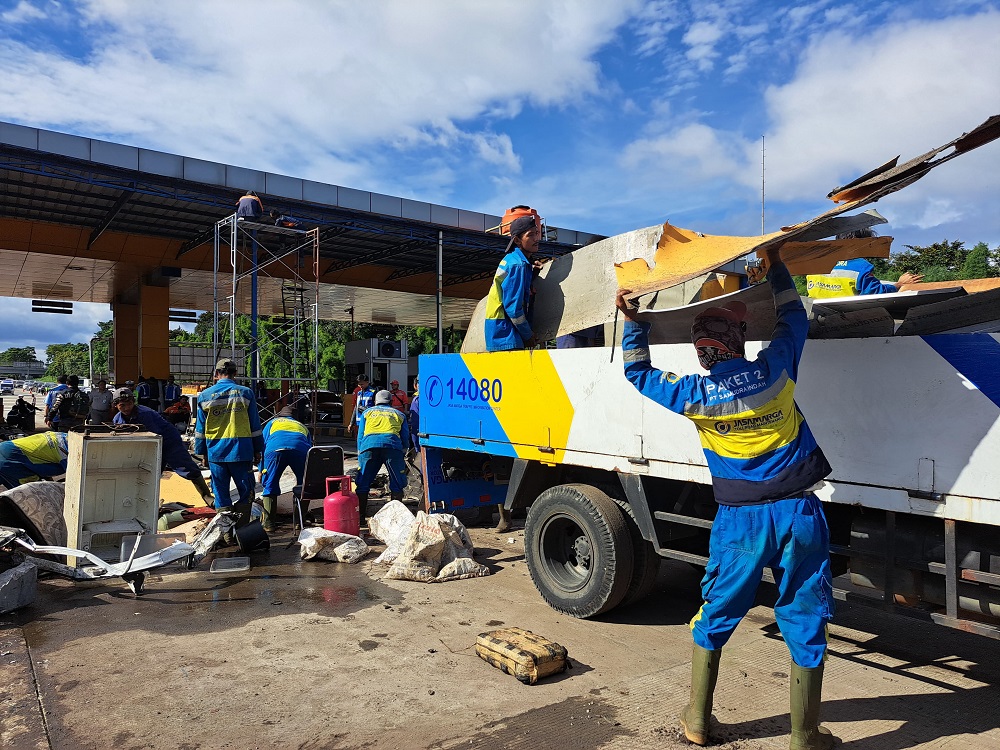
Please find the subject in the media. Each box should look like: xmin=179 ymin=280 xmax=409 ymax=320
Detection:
xmin=679 ymin=645 xmax=721 ymax=746
xmin=357 ymin=491 xmax=369 ymax=526
xmin=790 ymin=662 xmax=836 ymax=750
xmin=390 ymin=491 xmax=404 ymax=503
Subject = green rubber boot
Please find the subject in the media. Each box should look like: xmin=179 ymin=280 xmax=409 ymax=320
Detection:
xmin=680 ymin=645 xmax=720 ymax=746
xmin=790 ymin=662 xmax=836 ymax=750
xmin=261 ymin=495 xmax=276 ymax=533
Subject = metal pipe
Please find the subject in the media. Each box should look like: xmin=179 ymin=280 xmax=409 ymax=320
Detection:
xmin=437 ymin=230 xmax=443 ymax=354
xmin=251 ymin=229 xmax=259 ymax=381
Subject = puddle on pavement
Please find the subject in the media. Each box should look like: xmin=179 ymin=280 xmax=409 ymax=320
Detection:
xmin=434 ymin=695 xmax=632 ymax=750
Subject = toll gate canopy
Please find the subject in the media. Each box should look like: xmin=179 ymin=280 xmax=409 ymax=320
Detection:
xmin=0 ymin=120 xmax=602 ymax=328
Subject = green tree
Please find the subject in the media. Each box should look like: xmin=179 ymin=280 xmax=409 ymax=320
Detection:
xmin=0 ymin=346 xmax=41 ymax=363
xmin=45 ymin=343 xmax=90 ymax=379
xmin=960 ymin=242 xmax=993 ymax=280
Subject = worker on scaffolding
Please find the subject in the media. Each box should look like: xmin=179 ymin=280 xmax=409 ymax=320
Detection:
xmin=236 ymin=190 xmax=263 ymax=221
xmin=112 ymin=388 xmax=214 ymax=504
xmin=617 ymin=243 xmax=836 ymax=750
xmin=194 ymin=359 xmax=264 ymax=516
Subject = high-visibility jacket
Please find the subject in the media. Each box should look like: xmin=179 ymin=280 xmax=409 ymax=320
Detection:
xmin=622 ymin=261 xmax=831 ymax=506
xmin=358 ymin=405 xmax=406 ymax=453
xmin=484 ymin=247 xmax=533 ymax=351
xmin=11 ymin=431 xmax=69 ymax=467
xmin=806 ymin=258 xmax=898 ymax=298
xmin=262 ymin=416 xmax=312 ymax=454
xmin=194 ymin=378 xmax=264 ymax=462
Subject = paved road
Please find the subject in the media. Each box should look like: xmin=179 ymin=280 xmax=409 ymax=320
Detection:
xmin=3 ymin=513 xmax=1000 ymax=750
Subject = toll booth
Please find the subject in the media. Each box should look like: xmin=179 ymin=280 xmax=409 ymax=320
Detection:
xmin=344 ymin=338 xmax=408 ymax=390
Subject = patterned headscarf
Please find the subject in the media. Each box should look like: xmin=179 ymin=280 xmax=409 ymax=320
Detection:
xmin=691 ymin=301 xmax=748 ymax=370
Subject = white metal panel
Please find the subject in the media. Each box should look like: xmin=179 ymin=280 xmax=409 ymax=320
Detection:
xmin=63 ymin=431 xmax=163 ymax=565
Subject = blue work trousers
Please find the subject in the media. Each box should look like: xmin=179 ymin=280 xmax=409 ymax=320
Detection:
xmin=208 ymin=460 xmax=255 ymax=508
xmin=355 ymin=447 xmax=407 ymax=495
xmin=691 ymin=493 xmax=833 ymax=668
xmin=260 ymin=449 xmax=306 ymax=497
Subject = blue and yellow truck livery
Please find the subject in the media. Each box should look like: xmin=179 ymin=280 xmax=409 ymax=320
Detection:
xmin=418 ymin=297 xmax=1000 ymax=633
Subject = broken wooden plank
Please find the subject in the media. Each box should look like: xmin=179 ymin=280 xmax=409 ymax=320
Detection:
xmin=811 ymin=287 xmax=965 ymax=319
xmin=809 ymin=307 xmax=895 ymax=339
xmin=895 ymin=287 xmax=1000 ymax=336
xmin=459 ymin=222 xmax=710 ymax=352
xmin=896 ymin=278 xmax=1000 ymax=294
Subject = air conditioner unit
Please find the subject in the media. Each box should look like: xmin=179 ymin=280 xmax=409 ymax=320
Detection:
xmin=378 ymin=339 xmax=403 ymax=359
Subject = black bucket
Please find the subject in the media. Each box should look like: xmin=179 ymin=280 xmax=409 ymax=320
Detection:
xmin=235 ymin=520 xmax=270 ymax=553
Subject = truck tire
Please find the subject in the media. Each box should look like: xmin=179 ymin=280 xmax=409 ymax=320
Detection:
xmin=525 ymin=484 xmax=634 ymax=618
xmin=612 ymin=498 xmax=662 ymax=608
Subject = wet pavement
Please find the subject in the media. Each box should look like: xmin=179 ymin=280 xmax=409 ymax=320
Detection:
xmin=4 ymin=516 xmax=1000 ymax=749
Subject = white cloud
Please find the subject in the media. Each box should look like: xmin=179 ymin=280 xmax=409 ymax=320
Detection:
xmin=0 ymin=299 xmax=111 ymax=363
xmin=0 ymin=0 xmax=46 ymax=23
xmin=0 ymin=0 xmax=641 ymax=192
xmin=753 ymin=10 xmax=1000 ymax=242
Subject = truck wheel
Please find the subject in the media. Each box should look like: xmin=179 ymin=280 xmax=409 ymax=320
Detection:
xmin=613 ymin=498 xmax=662 ymax=607
xmin=525 ymin=484 xmax=634 ymax=618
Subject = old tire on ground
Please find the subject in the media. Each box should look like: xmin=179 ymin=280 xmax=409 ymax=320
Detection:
xmin=612 ymin=498 xmax=662 ymax=607
xmin=525 ymin=484 xmax=634 ymax=618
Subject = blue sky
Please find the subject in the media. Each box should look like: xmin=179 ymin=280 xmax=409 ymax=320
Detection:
xmin=1 ymin=0 xmax=999 ymax=357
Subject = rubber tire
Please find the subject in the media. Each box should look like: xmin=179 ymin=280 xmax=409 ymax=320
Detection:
xmin=613 ymin=498 xmax=662 ymax=607
xmin=525 ymin=483 xmax=634 ymax=618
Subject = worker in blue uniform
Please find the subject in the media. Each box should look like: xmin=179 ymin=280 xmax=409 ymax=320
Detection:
xmin=350 ymin=374 xmax=376 ymax=452
xmin=236 ymin=191 xmax=263 ymax=220
xmin=617 ymin=244 xmax=837 ymax=750
xmin=163 ymin=375 xmax=182 ymax=408
xmin=194 ymin=359 xmax=263 ymax=513
xmin=112 ymin=388 xmax=214 ymax=504
xmin=807 ymin=229 xmax=922 ymax=298
xmin=484 ymin=214 xmax=541 ymax=352
xmin=0 ymin=432 xmax=69 ymax=489
xmin=259 ymin=406 xmax=312 ymax=532
xmin=354 ymin=390 xmax=407 ymax=525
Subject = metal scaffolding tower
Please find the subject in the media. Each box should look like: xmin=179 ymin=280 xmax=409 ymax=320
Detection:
xmin=212 ymin=214 xmax=320 ymax=425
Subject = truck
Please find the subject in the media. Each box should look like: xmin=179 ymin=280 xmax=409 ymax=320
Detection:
xmin=417 ymin=275 xmax=1000 ymax=637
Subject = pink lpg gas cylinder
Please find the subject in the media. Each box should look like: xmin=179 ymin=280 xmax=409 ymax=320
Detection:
xmin=324 ymin=476 xmax=360 ymax=536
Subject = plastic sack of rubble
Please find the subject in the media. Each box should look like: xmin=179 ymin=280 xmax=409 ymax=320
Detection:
xmin=297 ymin=528 xmax=369 ymax=564
xmin=369 ymin=500 xmax=416 ymax=564
xmin=385 ymin=511 xmax=489 ymax=583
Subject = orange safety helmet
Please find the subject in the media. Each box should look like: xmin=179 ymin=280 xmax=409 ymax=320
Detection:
xmin=497 ymin=205 xmax=542 ymax=236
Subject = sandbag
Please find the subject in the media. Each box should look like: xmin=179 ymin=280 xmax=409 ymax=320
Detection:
xmin=385 ymin=511 xmax=489 ymax=583
xmin=369 ymin=500 xmax=415 ymax=564
xmin=475 ymin=627 xmax=568 ymax=685
xmin=297 ymin=528 xmax=369 ymax=564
